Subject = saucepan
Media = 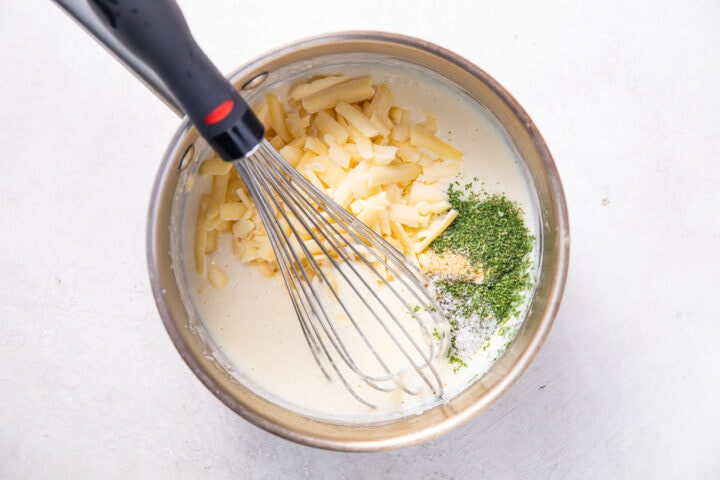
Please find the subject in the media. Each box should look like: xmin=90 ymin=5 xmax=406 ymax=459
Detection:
xmin=53 ymin=0 xmax=569 ymax=451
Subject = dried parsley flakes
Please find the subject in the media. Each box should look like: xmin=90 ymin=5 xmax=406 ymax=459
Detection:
xmin=429 ymin=182 xmax=535 ymax=366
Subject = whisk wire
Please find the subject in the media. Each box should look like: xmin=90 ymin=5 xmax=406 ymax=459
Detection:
xmin=251 ymin=145 xmax=441 ymax=366
xmin=249 ymin=149 xmax=404 ymax=384
xmin=234 ymin=158 xmax=386 ymax=406
xmin=251 ymin=141 xmax=446 ymax=395
xmin=235 ymin=140 xmax=448 ymax=405
xmin=255 ymin=144 xmax=442 ymax=329
xmin=237 ymin=160 xmax=400 ymax=406
xmin=254 ymin=144 xmax=445 ymax=358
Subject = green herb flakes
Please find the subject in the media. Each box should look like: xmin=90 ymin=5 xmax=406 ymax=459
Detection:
xmin=429 ymin=182 xmax=535 ymax=365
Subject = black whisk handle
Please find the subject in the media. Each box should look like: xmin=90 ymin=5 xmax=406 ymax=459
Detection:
xmin=88 ymin=0 xmax=264 ymax=160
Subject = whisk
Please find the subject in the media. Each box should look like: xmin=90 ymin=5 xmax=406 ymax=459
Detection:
xmin=82 ymin=0 xmax=450 ymax=406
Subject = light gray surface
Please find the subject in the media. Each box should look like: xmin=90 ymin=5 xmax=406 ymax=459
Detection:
xmin=1 ymin=0 xmax=718 ymax=478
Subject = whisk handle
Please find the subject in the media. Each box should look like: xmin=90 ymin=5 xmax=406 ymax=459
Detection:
xmin=87 ymin=0 xmax=264 ymax=160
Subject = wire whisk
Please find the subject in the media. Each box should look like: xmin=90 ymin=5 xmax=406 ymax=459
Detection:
xmin=81 ymin=0 xmax=450 ymax=407
xmin=236 ymin=140 xmax=449 ymax=407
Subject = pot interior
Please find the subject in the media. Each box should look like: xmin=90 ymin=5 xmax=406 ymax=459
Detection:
xmin=147 ymin=32 xmax=569 ymax=451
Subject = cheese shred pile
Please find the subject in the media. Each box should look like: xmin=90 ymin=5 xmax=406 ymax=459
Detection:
xmin=194 ymin=75 xmax=465 ymax=289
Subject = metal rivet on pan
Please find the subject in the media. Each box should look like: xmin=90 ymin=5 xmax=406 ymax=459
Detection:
xmin=241 ymin=71 xmax=269 ymax=90
xmin=178 ymin=143 xmax=195 ymax=171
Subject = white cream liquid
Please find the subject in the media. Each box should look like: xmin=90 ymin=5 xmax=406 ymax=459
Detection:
xmin=183 ymin=61 xmax=539 ymax=422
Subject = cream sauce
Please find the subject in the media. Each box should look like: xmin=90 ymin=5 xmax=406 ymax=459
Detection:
xmin=183 ymin=63 xmax=539 ymax=422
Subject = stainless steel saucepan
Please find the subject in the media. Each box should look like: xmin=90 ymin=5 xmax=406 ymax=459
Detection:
xmin=53 ymin=0 xmax=570 ymax=451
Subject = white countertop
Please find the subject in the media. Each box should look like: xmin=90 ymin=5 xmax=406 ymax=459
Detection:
xmin=1 ymin=0 xmax=718 ymax=478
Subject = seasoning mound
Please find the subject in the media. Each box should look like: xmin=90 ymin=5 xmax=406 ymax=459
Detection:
xmin=419 ymin=250 xmax=483 ymax=283
xmin=427 ymin=182 xmax=535 ymax=366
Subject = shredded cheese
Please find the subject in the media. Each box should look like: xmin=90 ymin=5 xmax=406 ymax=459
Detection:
xmin=194 ymin=75 xmax=464 ymax=288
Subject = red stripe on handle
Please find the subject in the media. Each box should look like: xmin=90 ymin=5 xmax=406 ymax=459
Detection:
xmin=204 ymin=99 xmax=234 ymax=125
